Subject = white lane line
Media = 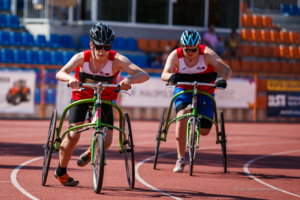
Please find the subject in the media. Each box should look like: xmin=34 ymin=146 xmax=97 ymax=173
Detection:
xmin=135 ymin=141 xmax=300 ymax=199
xmin=243 ymin=149 xmax=300 ymax=198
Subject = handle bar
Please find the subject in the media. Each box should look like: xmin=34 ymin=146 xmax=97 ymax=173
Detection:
xmin=166 ymin=81 xmax=226 ymax=90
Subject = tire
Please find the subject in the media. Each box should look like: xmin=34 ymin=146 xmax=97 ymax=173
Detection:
xmin=93 ymin=133 xmax=105 ymax=193
xmin=41 ymin=109 xmax=57 ymax=186
xmin=220 ymin=111 xmax=227 ymax=173
xmin=12 ymin=95 xmax=21 ymax=105
xmin=189 ymin=117 xmax=196 ymax=176
xmin=153 ymin=108 xmax=165 ymax=170
xmin=123 ymin=113 xmax=135 ymax=189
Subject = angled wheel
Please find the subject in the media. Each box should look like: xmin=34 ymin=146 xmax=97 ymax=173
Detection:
xmin=189 ymin=117 xmax=196 ymax=176
xmin=123 ymin=113 xmax=135 ymax=189
xmin=220 ymin=111 xmax=227 ymax=173
xmin=41 ymin=109 xmax=57 ymax=186
xmin=93 ymin=133 xmax=105 ymax=193
xmin=153 ymin=108 xmax=165 ymax=169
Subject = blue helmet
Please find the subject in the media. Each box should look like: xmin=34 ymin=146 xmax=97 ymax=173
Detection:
xmin=180 ymin=29 xmax=201 ymax=46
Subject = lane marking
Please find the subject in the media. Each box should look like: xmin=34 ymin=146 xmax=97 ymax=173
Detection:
xmin=243 ymin=149 xmax=300 ymax=198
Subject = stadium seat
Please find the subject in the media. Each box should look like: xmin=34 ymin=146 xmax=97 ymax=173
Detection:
xmin=26 ymin=50 xmax=39 ymax=64
xmin=0 ymin=0 xmax=11 ymax=11
xmin=251 ymin=44 xmax=261 ymax=57
xmin=251 ymin=29 xmax=262 ymax=42
xmin=169 ymin=40 xmax=178 ymax=50
xmin=230 ymin=59 xmax=241 ymax=72
xmin=60 ymin=35 xmax=75 ymax=48
xmin=39 ymin=51 xmax=51 ymax=64
xmin=243 ymin=14 xmax=253 ymax=27
xmin=79 ymin=35 xmax=90 ymax=49
xmin=280 ymin=31 xmax=290 ymax=44
xmin=0 ymin=14 xmax=6 ymax=27
xmin=137 ymin=38 xmax=148 ymax=51
xmin=279 ymin=45 xmax=290 ymax=59
xmin=241 ymin=28 xmax=252 ymax=41
xmin=251 ymin=60 xmax=261 ymax=72
xmin=123 ymin=54 xmax=135 ymax=63
xmin=6 ymin=15 xmax=23 ymax=28
xmin=280 ymin=4 xmax=290 ymax=15
xmin=289 ymin=31 xmax=299 ymax=44
xmin=112 ymin=37 xmax=126 ymax=50
xmin=158 ymin=39 xmax=169 ymax=53
xmin=281 ymin=61 xmax=291 ymax=73
xmin=270 ymin=61 xmax=281 ymax=72
xmin=22 ymin=32 xmax=35 ymax=46
xmin=241 ymin=44 xmax=252 ymax=56
xmin=0 ymin=31 xmax=10 ymax=45
xmin=223 ymin=59 xmax=230 ymax=66
xmin=261 ymin=45 xmax=271 ymax=58
xmin=261 ymin=61 xmax=271 ymax=72
xmin=126 ymin=38 xmax=139 ymax=51
xmin=10 ymin=32 xmax=22 ymax=46
xmin=1 ymin=48 xmax=14 ymax=63
xmin=36 ymin=35 xmax=47 ymax=47
xmin=261 ymin=29 xmax=271 ymax=43
xmin=134 ymin=55 xmax=149 ymax=68
xmin=35 ymin=88 xmax=40 ymax=103
xmin=241 ymin=60 xmax=251 ymax=72
xmin=257 ymin=79 xmax=267 ymax=91
xmin=14 ymin=49 xmax=26 ymax=63
xmin=51 ymin=51 xmax=63 ymax=65
xmin=289 ymin=4 xmax=299 ymax=16
xmin=271 ymin=45 xmax=280 ymax=58
xmin=48 ymin=34 xmax=60 ymax=48
xmin=270 ymin=30 xmax=280 ymax=43
xmin=289 ymin=46 xmax=300 ymax=59
xmin=253 ymin=15 xmax=263 ymax=27
xmin=63 ymin=51 xmax=75 ymax=65
xmin=262 ymin=15 xmax=274 ymax=28
xmin=148 ymin=39 xmax=159 ymax=53
xmin=291 ymin=62 xmax=300 ymax=73
xmin=45 ymin=89 xmax=56 ymax=104
xmin=45 ymin=70 xmax=57 ymax=84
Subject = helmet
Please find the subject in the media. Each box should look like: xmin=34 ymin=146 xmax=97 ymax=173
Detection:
xmin=89 ymin=23 xmax=115 ymax=45
xmin=180 ymin=29 xmax=201 ymax=46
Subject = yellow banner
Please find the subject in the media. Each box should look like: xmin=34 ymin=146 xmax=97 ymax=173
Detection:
xmin=267 ymin=80 xmax=300 ymax=91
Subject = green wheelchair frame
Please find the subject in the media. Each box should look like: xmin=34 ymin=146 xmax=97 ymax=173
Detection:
xmin=153 ymin=82 xmax=227 ymax=176
xmin=41 ymin=83 xmax=135 ymax=193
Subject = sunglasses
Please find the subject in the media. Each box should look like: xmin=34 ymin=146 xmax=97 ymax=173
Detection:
xmin=93 ymin=44 xmax=111 ymax=51
xmin=183 ymin=48 xmax=198 ymax=53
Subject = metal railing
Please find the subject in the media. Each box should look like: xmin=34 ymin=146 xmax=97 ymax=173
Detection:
xmin=243 ymin=0 xmax=299 ymax=13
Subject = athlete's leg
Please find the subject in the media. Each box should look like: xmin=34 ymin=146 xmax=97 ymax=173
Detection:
xmin=175 ymin=109 xmax=190 ymax=160
xmin=197 ymin=94 xmax=214 ymax=136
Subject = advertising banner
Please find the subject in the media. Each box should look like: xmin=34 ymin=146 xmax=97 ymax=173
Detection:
xmin=267 ymin=80 xmax=300 ymax=117
xmin=214 ymin=78 xmax=256 ymax=108
xmin=0 ymin=71 xmax=36 ymax=114
xmin=56 ymin=80 xmax=72 ymax=116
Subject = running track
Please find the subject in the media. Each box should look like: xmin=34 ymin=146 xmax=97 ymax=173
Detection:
xmin=0 ymin=120 xmax=300 ymax=199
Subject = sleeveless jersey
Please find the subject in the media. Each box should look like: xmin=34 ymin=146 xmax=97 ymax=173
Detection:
xmin=175 ymin=45 xmax=215 ymax=94
xmin=72 ymin=50 xmax=119 ymax=101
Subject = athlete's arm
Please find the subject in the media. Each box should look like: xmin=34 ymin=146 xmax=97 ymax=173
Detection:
xmin=161 ymin=50 xmax=178 ymax=81
xmin=56 ymin=52 xmax=84 ymax=88
xmin=114 ymin=53 xmax=149 ymax=90
xmin=204 ymin=47 xmax=232 ymax=81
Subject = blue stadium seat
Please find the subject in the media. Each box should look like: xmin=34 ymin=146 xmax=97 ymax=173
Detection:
xmin=51 ymin=51 xmax=63 ymax=65
xmin=124 ymin=54 xmax=135 ymax=63
xmin=60 ymin=35 xmax=75 ymax=48
xmin=112 ymin=37 xmax=125 ymax=50
xmin=126 ymin=38 xmax=139 ymax=51
xmin=10 ymin=32 xmax=22 ymax=46
xmin=35 ymin=88 xmax=40 ymax=103
xmin=281 ymin=4 xmax=290 ymax=15
xmin=80 ymin=35 xmax=90 ymax=49
xmin=289 ymin=4 xmax=299 ymax=15
xmin=7 ymin=15 xmax=22 ymax=28
xmin=35 ymin=35 xmax=47 ymax=47
xmin=45 ymin=69 xmax=57 ymax=84
xmin=134 ymin=55 xmax=149 ymax=68
xmin=0 ymin=14 xmax=6 ymax=27
xmin=33 ymin=69 xmax=41 ymax=84
xmin=14 ymin=49 xmax=27 ymax=63
xmin=48 ymin=34 xmax=60 ymax=48
xmin=1 ymin=49 xmax=14 ymax=63
xmin=26 ymin=50 xmax=39 ymax=64
xmin=3 ymin=0 xmax=11 ymax=10
xmin=63 ymin=51 xmax=75 ymax=64
xmin=45 ymin=89 xmax=56 ymax=104
xmin=22 ymin=32 xmax=35 ymax=46
xmin=39 ymin=51 xmax=51 ymax=64
xmin=0 ymin=31 xmax=10 ymax=45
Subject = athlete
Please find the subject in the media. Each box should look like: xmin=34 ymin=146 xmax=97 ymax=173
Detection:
xmin=55 ymin=23 xmax=149 ymax=186
xmin=161 ymin=29 xmax=231 ymax=172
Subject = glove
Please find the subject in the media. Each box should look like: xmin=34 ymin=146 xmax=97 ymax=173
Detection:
xmin=215 ymin=79 xmax=227 ymax=89
xmin=167 ymin=74 xmax=178 ymax=85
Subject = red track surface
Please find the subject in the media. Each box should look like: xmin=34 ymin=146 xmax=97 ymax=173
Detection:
xmin=0 ymin=120 xmax=300 ymax=199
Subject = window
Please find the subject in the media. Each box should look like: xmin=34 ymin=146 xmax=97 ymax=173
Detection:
xmin=97 ymin=0 xmax=132 ymax=22
xmin=81 ymin=0 xmax=91 ymax=20
xmin=136 ymin=0 xmax=169 ymax=24
xmin=173 ymin=0 xmax=205 ymax=26
xmin=208 ymin=0 xmax=239 ymax=29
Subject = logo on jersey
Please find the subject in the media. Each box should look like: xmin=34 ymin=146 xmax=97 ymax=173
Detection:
xmin=100 ymin=71 xmax=110 ymax=76
xmin=182 ymin=67 xmax=186 ymax=70
xmin=197 ymin=66 xmax=207 ymax=72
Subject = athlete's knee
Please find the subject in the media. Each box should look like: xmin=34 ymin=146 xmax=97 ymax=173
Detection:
xmin=200 ymin=128 xmax=211 ymax=136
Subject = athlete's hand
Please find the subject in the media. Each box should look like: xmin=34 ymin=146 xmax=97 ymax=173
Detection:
xmin=119 ymin=78 xmax=131 ymax=91
xmin=69 ymin=77 xmax=80 ymax=88
xmin=215 ymin=79 xmax=227 ymax=89
xmin=167 ymin=74 xmax=178 ymax=85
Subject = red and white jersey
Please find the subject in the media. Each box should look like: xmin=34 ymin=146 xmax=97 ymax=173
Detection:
xmin=72 ymin=50 xmax=119 ymax=101
xmin=175 ymin=45 xmax=215 ymax=94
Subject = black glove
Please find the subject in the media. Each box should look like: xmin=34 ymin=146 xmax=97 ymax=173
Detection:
xmin=215 ymin=79 xmax=227 ymax=89
xmin=167 ymin=74 xmax=178 ymax=85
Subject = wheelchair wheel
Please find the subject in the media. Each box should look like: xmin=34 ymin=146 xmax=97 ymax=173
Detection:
xmin=154 ymin=108 xmax=165 ymax=170
xmin=123 ymin=113 xmax=135 ymax=189
xmin=93 ymin=133 xmax=105 ymax=193
xmin=220 ymin=111 xmax=227 ymax=173
xmin=41 ymin=109 xmax=57 ymax=186
xmin=189 ymin=117 xmax=196 ymax=176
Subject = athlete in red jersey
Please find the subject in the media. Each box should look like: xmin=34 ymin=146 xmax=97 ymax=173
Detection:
xmin=55 ymin=23 xmax=149 ymax=186
xmin=161 ymin=29 xmax=231 ymax=172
